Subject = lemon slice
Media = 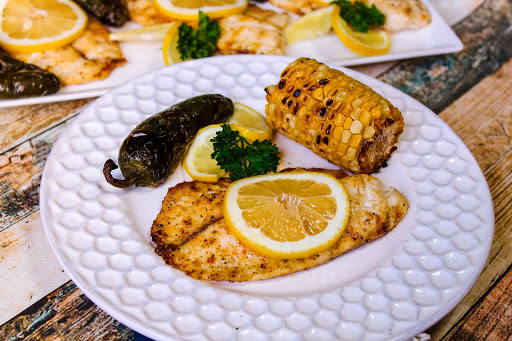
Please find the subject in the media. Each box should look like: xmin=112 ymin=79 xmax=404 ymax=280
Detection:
xmin=0 ymin=0 xmax=87 ymax=53
xmin=331 ymin=5 xmax=390 ymax=56
xmin=224 ymin=171 xmax=350 ymax=259
xmin=162 ymin=22 xmax=184 ymax=65
xmin=184 ymin=124 xmax=227 ymax=182
xmin=227 ymin=103 xmax=272 ymax=141
xmin=284 ymin=6 xmax=334 ymax=44
xmin=154 ymin=0 xmax=247 ymax=21
xmin=109 ymin=23 xmax=178 ymax=41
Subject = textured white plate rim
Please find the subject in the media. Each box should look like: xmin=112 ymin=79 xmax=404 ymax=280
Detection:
xmin=39 ymin=55 xmax=494 ymax=341
xmin=0 ymin=0 xmax=463 ymax=109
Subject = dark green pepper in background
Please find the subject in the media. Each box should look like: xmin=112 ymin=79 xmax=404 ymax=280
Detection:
xmin=104 ymin=94 xmax=234 ymax=188
xmin=0 ymin=49 xmax=60 ymax=99
xmin=72 ymin=0 xmax=129 ymax=27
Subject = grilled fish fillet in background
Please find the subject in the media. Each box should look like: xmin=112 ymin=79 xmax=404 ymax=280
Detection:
xmin=13 ymin=19 xmax=126 ymax=85
xmin=151 ymin=169 xmax=408 ymax=281
xmin=365 ymin=0 xmax=432 ymax=32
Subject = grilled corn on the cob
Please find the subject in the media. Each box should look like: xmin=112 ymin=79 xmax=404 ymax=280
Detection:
xmin=265 ymin=58 xmax=404 ymax=174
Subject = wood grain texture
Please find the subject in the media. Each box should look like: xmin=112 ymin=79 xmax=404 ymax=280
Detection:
xmin=445 ymin=266 xmax=512 ymax=340
xmin=425 ymin=60 xmax=512 ymax=340
xmin=379 ymin=0 xmax=512 ymax=114
xmin=0 ymin=121 xmax=71 ymax=231
xmin=0 ymin=99 xmax=91 ymax=154
xmin=0 ymin=212 xmax=69 ymax=325
xmin=0 ymin=281 xmax=150 ymax=341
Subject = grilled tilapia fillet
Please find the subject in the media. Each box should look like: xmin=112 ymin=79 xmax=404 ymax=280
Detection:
xmin=125 ymin=0 xmax=173 ymax=26
xmin=151 ymin=169 xmax=408 ymax=281
xmin=243 ymin=5 xmax=289 ymax=29
xmin=13 ymin=19 xmax=126 ymax=85
xmin=269 ymin=0 xmax=322 ymax=15
xmin=366 ymin=0 xmax=431 ymax=32
xmin=217 ymin=10 xmax=287 ymax=55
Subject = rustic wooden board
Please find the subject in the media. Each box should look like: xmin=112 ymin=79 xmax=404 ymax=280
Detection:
xmin=0 ymin=99 xmax=91 ymax=154
xmin=0 ymin=281 xmax=150 ymax=341
xmin=0 ymin=212 xmax=69 ymax=326
xmin=378 ymin=0 xmax=512 ymax=114
xmin=425 ymin=60 xmax=512 ymax=340
xmin=445 ymin=266 xmax=512 ymax=340
xmin=0 ymin=120 xmax=72 ymax=232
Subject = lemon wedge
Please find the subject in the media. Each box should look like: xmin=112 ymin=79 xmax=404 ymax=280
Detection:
xmin=331 ymin=5 xmax=390 ymax=56
xmin=109 ymin=23 xmax=178 ymax=41
xmin=284 ymin=6 xmax=334 ymax=44
xmin=227 ymin=103 xmax=272 ymax=141
xmin=154 ymin=0 xmax=247 ymax=21
xmin=0 ymin=0 xmax=87 ymax=53
xmin=162 ymin=22 xmax=183 ymax=65
xmin=184 ymin=124 xmax=227 ymax=182
xmin=224 ymin=171 xmax=350 ymax=259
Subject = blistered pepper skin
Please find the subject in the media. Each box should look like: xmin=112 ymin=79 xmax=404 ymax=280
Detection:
xmin=0 ymin=49 xmax=60 ymax=99
xmin=72 ymin=0 xmax=129 ymax=27
xmin=104 ymin=94 xmax=234 ymax=188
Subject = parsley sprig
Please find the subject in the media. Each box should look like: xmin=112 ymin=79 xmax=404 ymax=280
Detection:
xmin=330 ymin=0 xmax=385 ymax=33
xmin=211 ymin=124 xmax=281 ymax=181
xmin=177 ymin=11 xmax=221 ymax=60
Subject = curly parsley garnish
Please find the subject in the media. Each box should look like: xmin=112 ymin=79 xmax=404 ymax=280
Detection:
xmin=177 ymin=11 xmax=221 ymax=60
xmin=210 ymin=124 xmax=281 ymax=181
xmin=330 ymin=0 xmax=386 ymax=33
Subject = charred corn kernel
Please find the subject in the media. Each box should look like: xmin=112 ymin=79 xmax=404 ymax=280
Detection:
xmin=352 ymin=98 xmax=363 ymax=109
xmin=346 ymin=147 xmax=357 ymax=161
xmin=349 ymin=161 xmax=360 ymax=173
xmin=371 ymin=107 xmax=382 ymax=119
xmin=364 ymin=126 xmax=376 ymax=139
xmin=334 ymin=114 xmax=344 ymax=126
xmin=343 ymin=117 xmax=353 ymax=130
xmin=350 ymin=120 xmax=363 ymax=134
xmin=337 ymin=142 xmax=348 ymax=155
xmin=350 ymin=108 xmax=361 ymax=120
xmin=265 ymin=58 xmax=404 ymax=174
xmin=350 ymin=134 xmax=363 ymax=148
xmin=333 ymin=126 xmax=343 ymax=141
xmin=360 ymin=111 xmax=372 ymax=126
xmin=341 ymin=129 xmax=351 ymax=144
xmin=361 ymin=101 xmax=374 ymax=111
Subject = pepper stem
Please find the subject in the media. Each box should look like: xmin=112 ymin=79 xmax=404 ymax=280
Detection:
xmin=103 ymin=159 xmax=135 ymax=188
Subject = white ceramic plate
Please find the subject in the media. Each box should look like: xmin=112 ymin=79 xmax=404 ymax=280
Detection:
xmin=40 ymin=55 xmax=493 ymax=341
xmin=0 ymin=0 xmax=462 ymax=109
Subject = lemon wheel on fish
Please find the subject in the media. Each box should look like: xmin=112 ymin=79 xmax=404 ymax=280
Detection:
xmin=223 ymin=171 xmax=351 ymax=259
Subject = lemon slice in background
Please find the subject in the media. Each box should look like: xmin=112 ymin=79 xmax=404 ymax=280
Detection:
xmin=331 ymin=5 xmax=390 ymax=56
xmin=224 ymin=171 xmax=350 ymax=259
xmin=162 ymin=22 xmax=183 ymax=65
xmin=0 ymin=0 xmax=87 ymax=53
xmin=284 ymin=6 xmax=334 ymax=44
xmin=227 ymin=103 xmax=272 ymax=141
xmin=154 ymin=0 xmax=247 ymax=21
xmin=109 ymin=23 xmax=178 ymax=41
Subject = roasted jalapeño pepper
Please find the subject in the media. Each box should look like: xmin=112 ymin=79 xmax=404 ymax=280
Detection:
xmin=103 ymin=94 xmax=234 ymax=188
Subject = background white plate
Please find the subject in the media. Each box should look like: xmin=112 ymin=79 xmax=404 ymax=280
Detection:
xmin=0 ymin=0 xmax=462 ymax=108
xmin=40 ymin=55 xmax=493 ymax=341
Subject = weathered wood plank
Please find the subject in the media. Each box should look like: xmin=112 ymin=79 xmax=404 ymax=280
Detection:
xmin=378 ymin=0 xmax=512 ymax=114
xmin=0 ymin=211 xmax=69 ymax=326
xmin=0 ymin=281 xmax=151 ymax=341
xmin=424 ymin=60 xmax=512 ymax=339
xmin=0 ymin=99 xmax=91 ymax=154
xmin=0 ymin=120 xmax=71 ymax=232
xmin=445 ymin=267 xmax=512 ymax=340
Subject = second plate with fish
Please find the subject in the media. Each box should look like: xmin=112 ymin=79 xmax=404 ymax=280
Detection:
xmin=40 ymin=55 xmax=492 ymax=341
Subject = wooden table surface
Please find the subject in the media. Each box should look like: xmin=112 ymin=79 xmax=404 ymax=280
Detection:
xmin=1 ymin=0 xmax=511 ymax=340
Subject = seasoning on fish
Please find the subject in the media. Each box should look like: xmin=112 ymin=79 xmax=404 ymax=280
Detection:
xmin=264 ymin=58 xmax=404 ymax=174
xmin=151 ymin=168 xmax=408 ymax=281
